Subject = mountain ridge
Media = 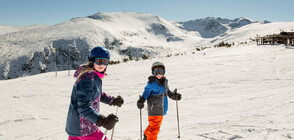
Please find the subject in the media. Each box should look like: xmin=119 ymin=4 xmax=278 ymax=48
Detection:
xmin=177 ymin=17 xmax=270 ymax=38
xmin=1 ymin=12 xmax=293 ymax=80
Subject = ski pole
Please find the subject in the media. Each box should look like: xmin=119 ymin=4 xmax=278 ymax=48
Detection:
xmin=102 ymin=106 xmax=119 ymax=140
xmin=110 ymin=106 xmax=119 ymax=140
xmin=175 ymin=89 xmax=181 ymax=139
xmin=102 ymin=130 xmax=108 ymax=140
xmin=140 ymin=108 xmax=142 ymax=140
xmin=139 ymin=95 xmax=143 ymax=140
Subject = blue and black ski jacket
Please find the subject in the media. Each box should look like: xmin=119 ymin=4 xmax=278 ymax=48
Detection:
xmin=141 ymin=76 xmax=175 ymax=116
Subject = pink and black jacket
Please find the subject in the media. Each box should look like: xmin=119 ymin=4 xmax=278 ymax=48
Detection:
xmin=65 ymin=65 xmax=114 ymax=136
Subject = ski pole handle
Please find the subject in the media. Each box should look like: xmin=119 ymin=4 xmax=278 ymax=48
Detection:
xmin=174 ymin=88 xmax=178 ymax=100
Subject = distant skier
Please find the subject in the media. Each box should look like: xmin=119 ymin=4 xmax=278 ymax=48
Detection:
xmin=65 ymin=46 xmax=124 ymax=140
xmin=137 ymin=61 xmax=182 ymax=140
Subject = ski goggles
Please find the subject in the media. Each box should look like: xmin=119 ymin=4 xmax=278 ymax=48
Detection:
xmin=94 ymin=58 xmax=109 ymax=66
xmin=153 ymin=70 xmax=165 ymax=76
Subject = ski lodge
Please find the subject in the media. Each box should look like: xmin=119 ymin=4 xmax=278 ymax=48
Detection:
xmin=256 ymin=32 xmax=294 ymax=46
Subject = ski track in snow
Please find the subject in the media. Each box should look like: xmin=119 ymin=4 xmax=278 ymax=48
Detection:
xmin=0 ymin=45 xmax=294 ymax=140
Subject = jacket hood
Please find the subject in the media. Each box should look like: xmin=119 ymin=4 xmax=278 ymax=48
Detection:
xmin=74 ymin=64 xmax=87 ymax=78
xmin=73 ymin=64 xmax=97 ymax=85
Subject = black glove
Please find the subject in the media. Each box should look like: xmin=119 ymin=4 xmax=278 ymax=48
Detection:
xmin=137 ymin=95 xmax=145 ymax=109
xmin=174 ymin=92 xmax=181 ymax=100
xmin=112 ymin=96 xmax=124 ymax=107
xmin=169 ymin=89 xmax=182 ymax=100
xmin=96 ymin=113 xmax=119 ymax=130
xmin=96 ymin=114 xmax=106 ymax=127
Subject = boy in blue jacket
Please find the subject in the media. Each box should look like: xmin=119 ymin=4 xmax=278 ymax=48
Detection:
xmin=137 ymin=61 xmax=182 ymax=140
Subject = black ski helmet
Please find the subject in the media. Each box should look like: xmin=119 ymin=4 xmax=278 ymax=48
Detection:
xmin=88 ymin=46 xmax=110 ymax=62
xmin=151 ymin=61 xmax=165 ymax=73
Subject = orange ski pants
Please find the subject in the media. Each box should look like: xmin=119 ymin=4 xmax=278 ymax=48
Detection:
xmin=144 ymin=116 xmax=163 ymax=140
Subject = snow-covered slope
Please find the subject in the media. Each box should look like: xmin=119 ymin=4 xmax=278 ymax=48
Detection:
xmin=0 ymin=45 xmax=293 ymax=139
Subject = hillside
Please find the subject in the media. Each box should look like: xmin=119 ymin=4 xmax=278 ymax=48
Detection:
xmin=0 ymin=12 xmax=201 ymax=80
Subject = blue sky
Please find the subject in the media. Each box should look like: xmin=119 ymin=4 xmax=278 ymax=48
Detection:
xmin=1 ymin=0 xmax=294 ymax=26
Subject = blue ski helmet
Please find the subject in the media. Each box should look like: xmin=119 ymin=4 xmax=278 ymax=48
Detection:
xmin=88 ymin=46 xmax=110 ymax=62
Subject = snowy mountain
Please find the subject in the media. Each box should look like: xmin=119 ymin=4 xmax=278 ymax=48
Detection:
xmin=177 ymin=17 xmax=267 ymax=38
xmin=0 ymin=12 xmax=201 ymax=80
xmin=0 ymin=12 xmax=293 ymax=80
xmin=0 ymin=45 xmax=293 ymax=139
xmin=209 ymin=21 xmax=294 ymax=45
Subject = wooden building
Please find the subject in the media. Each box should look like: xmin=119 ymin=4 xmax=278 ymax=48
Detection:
xmin=256 ymin=32 xmax=294 ymax=46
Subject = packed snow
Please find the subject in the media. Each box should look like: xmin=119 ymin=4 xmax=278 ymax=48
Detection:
xmin=0 ymin=44 xmax=293 ymax=140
